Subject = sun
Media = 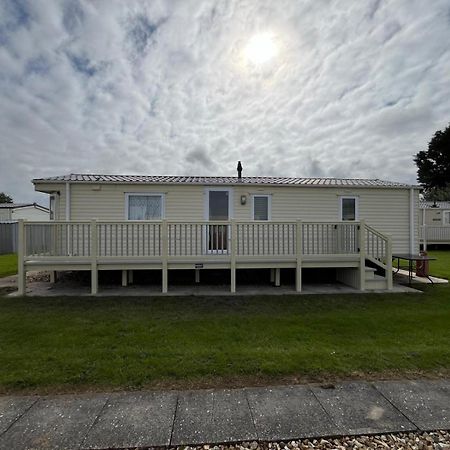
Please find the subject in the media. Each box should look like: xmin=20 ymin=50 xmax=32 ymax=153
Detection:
xmin=243 ymin=32 xmax=278 ymax=65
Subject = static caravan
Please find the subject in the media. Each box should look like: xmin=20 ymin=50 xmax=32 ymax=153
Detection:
xmin=0 ymin=203 xmax=49 ymax=222
xmin=15 ymin=171 xmax=420 ymax=295
xmin=419 ymin=201 xmax=450 ymax=247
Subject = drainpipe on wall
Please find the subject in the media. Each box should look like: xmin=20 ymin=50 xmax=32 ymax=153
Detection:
xmin=422 ymin=207 xmax=427 ymax=251
xmin=66 ymin=181 xmax=71 ymax=255
xmin=409 ymin=188 xmax=415 ymax=254
xmin=65 ymin=182 xmax=71 ymax=221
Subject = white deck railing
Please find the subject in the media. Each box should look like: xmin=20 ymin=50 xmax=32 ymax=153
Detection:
xmin=17 ymin=219 xmax=392 ymax=294
xmin=364 ymin=224 xmax=392 ymax=289
xmin=420 ymin=225 xmax=450 ymax=244
xmin=22 ymin=220 xmax=366 ymax=259
xmin=365 ymin=224 xmax=387 ymax=262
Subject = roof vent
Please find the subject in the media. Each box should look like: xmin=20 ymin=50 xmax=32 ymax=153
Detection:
xmin=237 ymin=161 xmax=243 ymax=179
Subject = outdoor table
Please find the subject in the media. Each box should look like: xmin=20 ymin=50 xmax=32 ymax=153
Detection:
xmin=392 ymin=253 xmax=436 ymax=285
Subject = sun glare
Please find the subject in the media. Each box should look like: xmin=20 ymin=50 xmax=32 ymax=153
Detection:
xmin=243 ymin=32 xmax=278 ymax=65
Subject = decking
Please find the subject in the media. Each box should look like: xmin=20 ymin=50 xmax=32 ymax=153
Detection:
xmin=17 ymin=220 xmax=393 ymax=294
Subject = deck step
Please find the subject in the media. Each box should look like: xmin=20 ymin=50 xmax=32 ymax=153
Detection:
xmin=365 ymin=274 xmax=388 ymax=290
xmin=365 ymin=267 xmax=377 ymax=281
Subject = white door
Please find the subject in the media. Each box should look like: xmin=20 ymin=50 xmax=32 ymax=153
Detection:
xmin=206 ymin=189 xmax=232 ymax=253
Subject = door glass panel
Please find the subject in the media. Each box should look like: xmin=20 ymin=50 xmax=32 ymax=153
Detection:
xmin=209 ymin=191 xmax=229 ymax=220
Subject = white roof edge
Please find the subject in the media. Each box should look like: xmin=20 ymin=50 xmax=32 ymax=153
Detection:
xmin=420 ymin=200 xmax=450 ymax=209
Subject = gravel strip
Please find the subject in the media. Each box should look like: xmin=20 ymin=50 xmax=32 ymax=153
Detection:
xmin=27 ymin=271 xmax=50 ymax=282
xmin=129 ymin=431 xmax=450 ymax=450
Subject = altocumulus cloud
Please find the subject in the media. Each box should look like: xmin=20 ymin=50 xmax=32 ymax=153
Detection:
xmin=0 ymin=0 xmax=449 ymax=202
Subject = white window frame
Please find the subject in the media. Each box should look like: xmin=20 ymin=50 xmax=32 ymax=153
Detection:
xmin=339 ymin=196 xmax=359 ymax=221
xmin=252 ymin=194 xmax=272 ymax=221
xmin=125 ymin=193 xmax=165 ymax=220
xmin=443 ymin=210 xmax=450 ymax=226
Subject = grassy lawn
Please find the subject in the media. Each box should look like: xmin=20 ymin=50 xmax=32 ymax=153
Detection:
xmin=396 ymin=248 xmax=450 ymax=280
xmin=0 ymin=285 xmax=449 ymax=394
xmin=0 ymin=250 xmax=448 ymax=394
xmin=427 ymin=249 xmax=450 ymax=279
xmin=0 ymin=253 xmax=17 ymax=278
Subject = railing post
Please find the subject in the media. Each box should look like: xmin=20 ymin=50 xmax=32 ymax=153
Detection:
xmin=161 ymin=220 xmax=168 ymax=293
xmin=90 ymin=219 xmax=98 ymax=295
xmin=230 ymin=220 xmax=237 ymax=293
xmin=51 ymin=223 xmax=57 ymax=256
xmin=359 ymin=220 xmax=366 ymax=291
xmin=386 ymin=235 xmax=393 ymax=290
xmin=17 ymin=219 xmax=26 ymax=296
xmin=67 ymin=223 xmax=72 ymax=256
xmin=296 ymin=220 xmax=302 ymax=292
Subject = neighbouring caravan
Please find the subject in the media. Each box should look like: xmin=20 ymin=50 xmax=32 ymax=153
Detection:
xmin=419 ymin=201 xmax=450 ymax=248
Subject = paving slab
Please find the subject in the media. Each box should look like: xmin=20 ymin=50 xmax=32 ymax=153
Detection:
xmin=246 ymin=385 xmax=338 ymax=441
xmin=9 ymin=279 xmax=419 ymax=297
xmin=171 ymin=388 xmax=256 ymax=445
xmin=82 ymin=391 xmax=178 ymax=449
xmin=311 ymin=381 xmax=416 ymax=435
xmin=0 ymin=396 xmax=37 ymax=435
xmin=375 ymin=380 xmax=450 ymax=431
xmin=0 ymin=394 xmax=108 ymax=450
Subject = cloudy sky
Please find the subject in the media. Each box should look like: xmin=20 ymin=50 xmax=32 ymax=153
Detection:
xmin=0 ymin=0 xmax=449 ymax=204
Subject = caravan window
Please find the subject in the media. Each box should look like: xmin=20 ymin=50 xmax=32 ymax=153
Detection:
xmin=444 ymin=211 xmax=450 ymax=225
xmin=126 ymin=194 xmax=164 ymax=220
xmin=252 ymin=195 xmax=271 ymax=220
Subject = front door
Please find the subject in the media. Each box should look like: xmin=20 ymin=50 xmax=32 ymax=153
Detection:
xmin=207 ymin=190 xmax=230 ymax=253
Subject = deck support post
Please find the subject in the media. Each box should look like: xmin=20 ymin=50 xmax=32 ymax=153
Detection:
xmin=270 ymin=268 xmax=275 ymax=283
xmin=91 ymin=219 xmax=98 ymax=295
xmin=296 ymin=220 xmax=303 ymax=292
xmin=50 ymin=271 xmax=57 ymax=283
xmin=359 ymin=219 xmax=366 ymax=291
xmin=17 ymin=219 xmax=26 ymax=296
xmin=386 ymin=235 xmax=393 ymax=290
xmin=230 ymin=220 xmax=237 ymax=293
xmin=121 ymin=270 xmax=127 ymax=287
xmin=275 ymin=268 xmax=281 ymax=287
xmin=195 ymin=269 xmax=200 ymax=283
xmin=128 ymin=270 xmax=133 ymax=284
xmin=161 ymin=220 xmax=168 ymax=293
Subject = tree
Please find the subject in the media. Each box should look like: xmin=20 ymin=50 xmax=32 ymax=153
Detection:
xmin=415 ymin=124 xmax=450 ymax=200
xmin=0 ymin=192 xmax=13 ymax=203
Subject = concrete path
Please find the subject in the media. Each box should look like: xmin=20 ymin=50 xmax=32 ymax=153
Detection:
xmin=0 ymin=380 xmax=449 ymax=449
xmin=8 ymin=280 xmax=421 ymax=297
xmin=394 ymin=269 xmax=448 ymax=284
